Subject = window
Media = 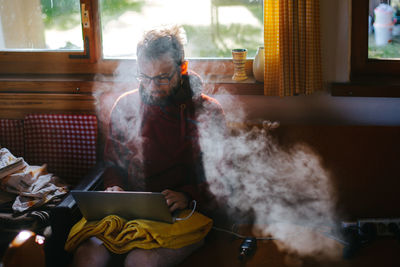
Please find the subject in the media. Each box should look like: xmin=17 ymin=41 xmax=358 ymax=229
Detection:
xmin=0 ymin=0 xmax=84 ymax=52
xmin=0 ymin=0 xmax=97 ymax=74
xmin=351 ymin=0 xmax=400 ymax=81
xmin=368 ymin=0 xmax=400 ymax=60
xmin=331 ymin=0 xmax=400 ymax=97
xmin=0 ymin=0 xmax=263 ymax=75
xmin=99 ymin=0 xmax=263 ymax=59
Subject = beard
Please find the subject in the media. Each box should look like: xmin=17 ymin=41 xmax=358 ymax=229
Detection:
xmin=139 ymin=81 xmax=181 ymax=106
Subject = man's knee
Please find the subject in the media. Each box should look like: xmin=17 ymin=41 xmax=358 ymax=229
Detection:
xmin=73 ymin=237 xmax=110 ymax=267
xmin=125 ymin=249 xmax=160 ymax=267
xmin=124 ymin=241 xmax=204 ymax=267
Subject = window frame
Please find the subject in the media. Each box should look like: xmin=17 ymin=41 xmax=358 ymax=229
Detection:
xmin=0 ymin=0 xmax=263 ymax=96
xmin=0 ymin=0 xmax=103 ymax=74
xmin=0 ymin=0 xmax=258 ymax=78
xmin=331 ymin=0 xmax=400 ymax=97
xmin=350 ymin=0 xmax=400 ymax=81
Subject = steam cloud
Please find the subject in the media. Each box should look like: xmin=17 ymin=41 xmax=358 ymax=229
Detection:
xmin=197 ymin=92 xmax=340 ymax=260
xmin=94 ymin=65 xmax=340 ymax=262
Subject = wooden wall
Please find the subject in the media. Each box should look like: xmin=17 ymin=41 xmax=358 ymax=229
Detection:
xmin=0 ymin=80 xmax=98 ymax=119
xmin=1 ymin=80 xmax=400 ymax=220
xmin=274 ymin=125 xmax=400 ymax=220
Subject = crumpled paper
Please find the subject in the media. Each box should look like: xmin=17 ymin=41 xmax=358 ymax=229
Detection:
xmin=0 ymin=148 xmax=27 ymax=178
xmin=0 ymin=148 xmax=68 ymax=212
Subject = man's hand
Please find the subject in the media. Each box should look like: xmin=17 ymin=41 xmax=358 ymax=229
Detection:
xmin=161 ymin=189 xmax=189 ymax=212
xmin=262 ymin=120 xmax=280 ymax=132
xmin=105 ymin=186 xmax=124 ymax=192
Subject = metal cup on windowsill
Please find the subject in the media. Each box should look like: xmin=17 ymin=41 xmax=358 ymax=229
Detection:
xmin=231 ymin=48 xmax=248 ymax=81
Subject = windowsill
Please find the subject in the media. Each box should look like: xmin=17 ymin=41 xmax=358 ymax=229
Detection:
xmin=0 ymin=74 xmax=265 ymax=95
xmin=330 ymin=81 xmax=400 ymax=98
xmin=203 ymin=75 xmax=264 ymax=95
xmin=204 ymin=74 xmax=258 ymax=84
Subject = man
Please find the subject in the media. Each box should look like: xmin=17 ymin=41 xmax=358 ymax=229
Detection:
xmin=72 ymin=26 xmax=226 ymax=267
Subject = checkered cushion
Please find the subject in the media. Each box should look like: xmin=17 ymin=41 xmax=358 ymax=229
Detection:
xmin=0 ymin=119 xmax=24 ymax=157
xmin=24 ymin=114 xmax=98 ymax=186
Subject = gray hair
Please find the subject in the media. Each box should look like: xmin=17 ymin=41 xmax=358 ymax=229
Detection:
xmin=136 ymin=26 xmax=186 ymax=67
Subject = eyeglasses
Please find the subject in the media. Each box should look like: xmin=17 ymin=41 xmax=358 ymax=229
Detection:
xmin=137 ymin=69 xmax=177 ymax=86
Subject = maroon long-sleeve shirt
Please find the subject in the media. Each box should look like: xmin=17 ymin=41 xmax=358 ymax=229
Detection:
xmin=102 ymin=72 xmax=225 ymax=213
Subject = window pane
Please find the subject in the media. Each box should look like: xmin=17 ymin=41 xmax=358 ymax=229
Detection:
xmin=368 ymin=0 xmax=400 ymax=59
xmin=100 ymin=0 xmax=263 ymax=59
xmin=0 ymin=0 xmax=83 ymax=51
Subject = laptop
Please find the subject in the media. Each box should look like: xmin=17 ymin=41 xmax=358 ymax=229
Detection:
xmin=71 ymin=190 xmax=175 ymax=224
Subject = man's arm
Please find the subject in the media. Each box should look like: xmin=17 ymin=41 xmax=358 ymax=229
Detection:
xmin=102 ymin=95 xmax=131 ymax=190
xmin=177 ymin=94 xmax=227 ymax=215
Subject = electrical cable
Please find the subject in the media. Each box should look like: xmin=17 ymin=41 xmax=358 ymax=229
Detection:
xmin=175 ymin=202 xmax=348 ymax=244
xmin=175 ymin=200 xmax=197 ymax=221
xmin=318 ymin=229 xmax=349 ymax=246
xmin=211 ymin=226 xmax=275 ymax=240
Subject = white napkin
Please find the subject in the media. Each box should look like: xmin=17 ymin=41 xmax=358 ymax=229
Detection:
xmin=0 ymin=148 xmax=68 ymax=212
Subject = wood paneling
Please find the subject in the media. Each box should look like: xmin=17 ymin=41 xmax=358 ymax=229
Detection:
xmin=0 ymin=77 xmax=263 ymax=122
xmin=2 ymin=82 xmax=400 ymax=220
xmin=0 ymin=93 xmax=96 ymax=119
xmin=274 ymin=125 xmax=400 ymax=219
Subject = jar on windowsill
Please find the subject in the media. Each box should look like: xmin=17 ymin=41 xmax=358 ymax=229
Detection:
xmin=252 ymin=46 xmax=264 ymax=83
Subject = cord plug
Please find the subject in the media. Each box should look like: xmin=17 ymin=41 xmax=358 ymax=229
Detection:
xmin=238 ymin=237 xmax=257 ymax=260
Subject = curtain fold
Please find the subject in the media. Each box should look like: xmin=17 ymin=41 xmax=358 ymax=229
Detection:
xmin=263 ymin=0 xmax=322 ymax=96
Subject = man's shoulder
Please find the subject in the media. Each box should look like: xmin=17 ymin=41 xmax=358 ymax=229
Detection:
xmin=116 ymin=89 xmax=140 ymax=103
xmin=113 ymin=89 xmax=141 ymax=111
xmin=109 ymin=89 xmax=141 ymax=123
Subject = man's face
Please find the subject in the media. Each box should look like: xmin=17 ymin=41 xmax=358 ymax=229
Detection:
xmin=138 ymin=54 xmax=180 ymax=105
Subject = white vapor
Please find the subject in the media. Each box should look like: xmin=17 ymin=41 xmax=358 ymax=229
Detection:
xmin=197 ymin=94 xmax=340 ymax=259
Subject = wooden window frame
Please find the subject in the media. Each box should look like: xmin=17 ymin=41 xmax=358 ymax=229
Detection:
xmin=0 ymin=0 xmax=257 ymax=76
xmin=0 ymin=0 xmax=104 ymax=74
xmin=0 ymin=0 xmax=263 ymax=95
xmin=351 ymin=0 xmax=400 ymax=79
xmin=331 ymin=0 xmax=400 ymax=97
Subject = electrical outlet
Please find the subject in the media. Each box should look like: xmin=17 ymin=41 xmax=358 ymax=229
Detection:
xmin=357 ymin=218 xmax=400 ymax=237
xmin=341 ymin=221 xmax=357 ymax=229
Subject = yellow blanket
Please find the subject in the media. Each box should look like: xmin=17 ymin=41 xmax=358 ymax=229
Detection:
xmin=64 ymin=210 xmax=213 ymax=254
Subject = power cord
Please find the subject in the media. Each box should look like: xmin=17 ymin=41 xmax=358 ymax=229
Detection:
xmin=175 ymin=200 xmax=197 ymax=221
xmin=211 ymin=226 xmax=275 ymax=261
xmin=211 ymin=226 xmax=275 ymax=241
xmin=175 ymin=202 xmax=276 ymax=260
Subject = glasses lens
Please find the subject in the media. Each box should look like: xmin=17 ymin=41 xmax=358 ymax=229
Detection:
xmin=138 ymin=76 xmax=150 ymax=84
xmin=138 ymin=69 xmax=176 ymax=86
xmin=156 ymin=78 xmax=170 ymax=85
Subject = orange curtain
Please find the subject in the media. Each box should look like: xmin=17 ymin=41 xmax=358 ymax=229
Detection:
xmin=264 ymin=0 xmax=322 ymax=96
